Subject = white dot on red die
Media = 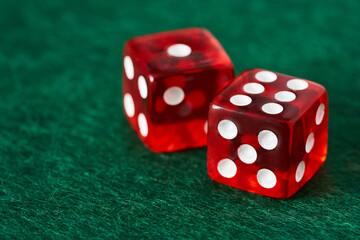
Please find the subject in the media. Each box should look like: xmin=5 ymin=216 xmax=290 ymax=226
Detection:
xmin=123 ymin=93 xmax=135 ymax=117
xmin=316 ymin=103 xmax=325 ymax=125
xmin=167 ymin=44 xmax=192 ymax=57
xmin=124 ymin=56 xmax=134 ymax=80
xmin=163 ymin=87 xmax=185 ymax=106
xmin=230 ymin=94 xmax=252 ymax=106
xmin=217 ymin=120 xmax=238 ymax=140
xmin=287 ymin=79 xmax=309 ymax=91
xmin=137 ymin=113 xmax=148 ymax=137
xmin=262 ymin=103 xmax=283 ymax=115
xmin=204 ymin=121 xmax=208 ymax=134
xmin=255 ymin=71 xmax=277 ymax=83
xmin=243 ymin=83 xmax=265 ymax=94
xmin=149 ymin=75 xmax=154 ymax=82
xmin=237 ymin=144 xmax=257 ymax=164
xmin=257 ymin=169 xmax=277 ymax=189
xmin=274 ymin=91 xmax=296 ymax=102
xmin=295 ymin=161 xmax=305 ymax=182
xmin=138 ymin=75 xmax=148 ymax=99
xmin=217 ymin=158 xmax=237 ymax=178
xmin=305 ymin=132 xmax=315 ymax=153
xmin=258 ymin=130 xmax=278 ymax=150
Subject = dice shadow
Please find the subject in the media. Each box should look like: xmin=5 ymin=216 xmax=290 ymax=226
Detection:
xmin=131 ymin=136 xmax=356 ymax=202
xmin=134 ymin=140 xmax=335 ymax=200
xmin=289 ymin=167 xmax=333 ymax=200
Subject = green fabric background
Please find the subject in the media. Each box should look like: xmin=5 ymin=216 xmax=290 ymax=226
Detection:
xmin=1 ymin=0 xmax=359 ymax=239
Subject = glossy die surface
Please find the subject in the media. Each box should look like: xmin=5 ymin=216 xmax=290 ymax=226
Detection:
xmin=207 ymin=69 xmax=328 ymax=198
xmin=122 ymin=28 xmax=234 ymax=152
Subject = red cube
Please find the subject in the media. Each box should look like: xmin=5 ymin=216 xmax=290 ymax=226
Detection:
xmin=207 ymin=69 xmax=328 ymax=198
xmin=122 ymin=28 xmax=234 ymax=152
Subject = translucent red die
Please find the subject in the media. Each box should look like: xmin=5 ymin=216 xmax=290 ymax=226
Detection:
xmin=122 ymin=28 xmax=234 ymax=152
xmin=207 ymin=69 xmax=328 ymax=198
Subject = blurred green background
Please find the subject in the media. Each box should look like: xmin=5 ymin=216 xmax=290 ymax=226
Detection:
xmin=1 ymin=0 xmax=359 ymax=238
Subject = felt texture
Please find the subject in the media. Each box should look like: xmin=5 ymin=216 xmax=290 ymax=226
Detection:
xmin=1 ymin=0 xmax=360 ymax=239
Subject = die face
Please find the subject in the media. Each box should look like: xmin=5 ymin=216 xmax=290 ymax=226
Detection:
xmin=150 ymin=68 xmax=233 ymax=124
xmin=122 ymin=54 xmax=151 ymax=142
xmin=207 ymin=69 xmax=328 ymax=198
xmin=287 ymin=91 xmax=328 ymax=196
xmin=122 ymin=28 xmax=234 ymax=152
xmin=207 ymin=105 xmax=291 ymax=198
xmin=218 ymin=69 xmax=326 ymax=122
xmin=126 ymin=27 xmax=233 ymax=74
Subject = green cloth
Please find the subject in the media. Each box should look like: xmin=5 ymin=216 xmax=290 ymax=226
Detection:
xmin=1 ymin=0 xmax=359 ymax=238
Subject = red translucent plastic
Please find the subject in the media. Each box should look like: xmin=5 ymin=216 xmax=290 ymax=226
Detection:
xmin=207 ymin=69 xmax=328 ymax=198
xmin=122 ymin=28 xmax=234 ymax=152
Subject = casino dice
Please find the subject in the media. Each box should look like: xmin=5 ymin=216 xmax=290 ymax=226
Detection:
xmin=122 ymin=28 xmax=234 ymax=152
xmin=207 ymin=69 xmax=328 ymax=198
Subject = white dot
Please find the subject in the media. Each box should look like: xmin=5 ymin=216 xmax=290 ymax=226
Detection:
xmin=230 ymin=95 xmax=252 ymax=106
xmin=255 ymin=71 xmax=277 ymax=83
xmin=262 ymin=103 xmax=283 ymax=115
xmin=295 ymin=161 xmax=305 ymax=182
xmin=243 ymin=83 xmax=265 ymax=94
xmin=258 ymin=130 xmax=278 ymax=150
xmin=237 ymin=144 xmax=257 ymax=164
xmin=163 ymin=87 xmax=185 ymax=106
xmin=167 ymin=44 xmax=192 ymax=57
xmin=257 ymin=169 xmax=277 ymax=189
xmin=123 ymin=93 xmax=135 ymax=117
xmin=149 ymin=75 xmax=154 ymax=82
xmin=217 ymin=159 xmax=237 ymax=178
xmin=138 ymin=75 xmax=148 ymax=99
xmin=124 ymin=56 xmax=134 ymax=80
xmin=287 ymin=79 xmax=309 ymax=91
xmin=138 ymin=113 xmax=148 ymax=137
xmin=305 ymin=132 xmax=314 ymax=153
xmin=217 ymin=120 xmax=238 ymax=140
xmin=274 ymin=91 xmax=296 ymax=102
xmin=204 ymin=121 xmax=208 ymax=134
xmin=316 ymin=103 xmax=325 ymax=125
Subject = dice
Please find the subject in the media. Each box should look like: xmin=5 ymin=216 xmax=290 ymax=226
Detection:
xmin=207 ymin=69 xmax=328 ymax=198
xmin=122 ymin=28 xmax=234 ymax=152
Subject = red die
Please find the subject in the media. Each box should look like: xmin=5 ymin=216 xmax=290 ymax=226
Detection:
xmin=207 ymin=69 xmax=328 ymax=198
xmin=122 ymin=28 xmax=234 ymax=152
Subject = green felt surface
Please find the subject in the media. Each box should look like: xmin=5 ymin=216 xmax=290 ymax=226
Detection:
xmin=1 ymin=0 xmax=360 ymax=239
